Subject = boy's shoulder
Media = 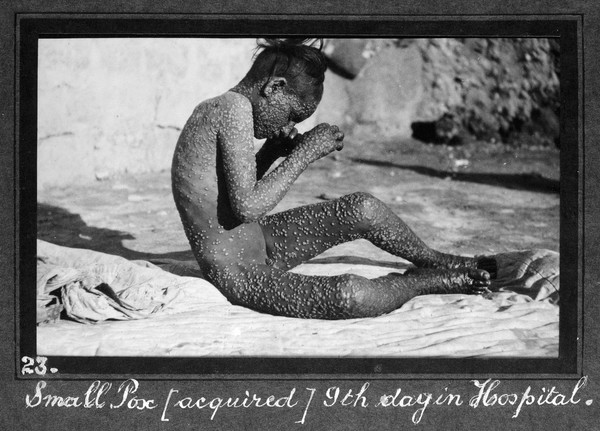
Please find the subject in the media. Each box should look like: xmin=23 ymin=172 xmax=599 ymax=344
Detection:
xmin=199 ymin=91 xmax=251 ymax=112
xmin=222 ymin=90 xmax=251 ymax=104
xmin=191 ymin=92 xmax=252 ymax=126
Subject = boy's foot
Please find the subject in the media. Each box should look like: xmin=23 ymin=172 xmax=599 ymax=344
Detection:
xmin=404 ymin=267 xmax=492 ymax=295
xmin=418 ymin=253 xmax=498 ymax=279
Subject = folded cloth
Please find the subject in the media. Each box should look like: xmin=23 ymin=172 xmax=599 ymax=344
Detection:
xmin=37 ymin=243 xmax=182 ymax=324
xmin=489 ymin=249 xmax=559 ymax=303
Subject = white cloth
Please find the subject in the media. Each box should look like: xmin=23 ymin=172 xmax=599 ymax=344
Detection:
xmin=36 ymin=240 xmax=559 ymax=357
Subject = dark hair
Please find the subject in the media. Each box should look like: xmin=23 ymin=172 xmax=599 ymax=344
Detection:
xmin=246 ymin=38 xmax=328 ymax=92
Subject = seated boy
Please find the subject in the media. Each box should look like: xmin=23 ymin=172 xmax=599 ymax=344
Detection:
xmin=172 ymin=38 xmax=495 ymax=319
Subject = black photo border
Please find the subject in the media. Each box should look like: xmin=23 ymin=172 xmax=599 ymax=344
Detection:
xmin=16 ymin=15 xmax=581 ymax=380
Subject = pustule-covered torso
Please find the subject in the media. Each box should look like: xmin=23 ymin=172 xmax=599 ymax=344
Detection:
xmin=171 ymin=92 xmax=269 ymax=272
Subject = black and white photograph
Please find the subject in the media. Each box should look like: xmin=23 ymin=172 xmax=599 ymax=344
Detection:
xmin=2 ymin=4 xmax=599 ymax=430
xmin=35 ymin=36 xmax=563 ymax=361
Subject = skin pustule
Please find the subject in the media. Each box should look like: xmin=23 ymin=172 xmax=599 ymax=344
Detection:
xmin=172 ymin=41 xmax=495 ymax=319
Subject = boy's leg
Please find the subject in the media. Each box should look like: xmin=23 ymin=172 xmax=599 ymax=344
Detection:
xmin=207 ymin=261 xmax=491 ymax=319
xmin=260 ymin=192 xmax=495 ymax=273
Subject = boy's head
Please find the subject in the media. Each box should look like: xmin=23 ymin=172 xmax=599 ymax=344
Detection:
xmin=244 ymin=39 xmax=328 ymax=139
xmin=250 ymin=38 xmax=327 ymax=96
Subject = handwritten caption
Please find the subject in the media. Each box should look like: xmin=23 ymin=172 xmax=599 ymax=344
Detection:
xmin=21 ymin=356 xmax=593 ymax=425
xmin=23 ymin=375 xmax=593 ymax=425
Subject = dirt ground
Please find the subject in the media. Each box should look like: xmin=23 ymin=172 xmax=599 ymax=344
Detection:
xmin=37 ymin=137 xmax=560 ymax=266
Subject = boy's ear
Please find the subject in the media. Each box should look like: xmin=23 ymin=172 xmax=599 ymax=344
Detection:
xmin=262 ymin=77 xmax=287 ymax=97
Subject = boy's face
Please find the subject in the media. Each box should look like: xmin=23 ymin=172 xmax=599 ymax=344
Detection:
xmin=253 ymin=81 xmax=323 ymax=140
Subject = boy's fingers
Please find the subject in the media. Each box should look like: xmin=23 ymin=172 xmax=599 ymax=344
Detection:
xmin=280 ymin=122 xmax=297 ymax=139
xmin=334 ymin=131 xmax=344 ymax=141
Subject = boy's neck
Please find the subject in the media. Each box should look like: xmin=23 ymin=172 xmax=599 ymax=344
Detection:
xmin=230 ymin=80 xmax=262 ymax=102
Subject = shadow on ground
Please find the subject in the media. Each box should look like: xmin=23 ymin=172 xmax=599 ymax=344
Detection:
xmin=350 ymin=158 xmax=560 ymax=194
xmin=37 ymin=203 xmax=195 ymax=261
xmin=37 ymin=203 xmax=411 ymax=271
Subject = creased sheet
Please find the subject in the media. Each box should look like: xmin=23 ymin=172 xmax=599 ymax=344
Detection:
xmin=36 ymin=240 xmax=559 ymax=357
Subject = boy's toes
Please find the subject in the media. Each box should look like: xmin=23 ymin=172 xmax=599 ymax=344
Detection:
xmin=476 ymin=256 xmax=497 ymax=279
xmin=465 ymin=269 xmax=492 ymax=293
xmin=468 ymin=268 xmax=491 ymax=282
xmin=472 ymin=284 xmax=492 ymax=294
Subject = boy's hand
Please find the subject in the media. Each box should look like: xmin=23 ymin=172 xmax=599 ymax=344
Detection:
xmin=261 ymin=122 xmax=301 ymax=158
xmin=278 ymin=122 xmax=299 ymax=141
xmin=275 ymin=125 xmax=301 ymax=157
xmin=298 ymin=123 xmax=345 ymax=161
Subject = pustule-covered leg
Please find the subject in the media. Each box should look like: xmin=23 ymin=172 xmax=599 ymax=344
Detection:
xmin=345 ymin=192 xmax=494 ymax=273
xmin=336 ymin=268 xmax=491 ymax=318
xmin=260 ymin=192 xmax=496 ymax=276
xmin=206 ymin=262 xmax=491 ymax=320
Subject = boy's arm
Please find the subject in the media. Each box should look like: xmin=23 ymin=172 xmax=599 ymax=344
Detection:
xmin=255 ymin=138 xmax=283 ymax=179
xmin=218 ymin=108 xmax=311 ymax=223
xmin=255 ymin=127 xmax=300 ymax=179
xmin=218 ymin=96 xmax=343 ymax=223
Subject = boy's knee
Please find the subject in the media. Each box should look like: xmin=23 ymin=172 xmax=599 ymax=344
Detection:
xmin=342 ymin=192 xmax=384 ymax=226
xmin=337 ymin=274 xmax=380 ymax=318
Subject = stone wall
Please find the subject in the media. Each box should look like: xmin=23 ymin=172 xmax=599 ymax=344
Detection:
xmin=324 ymin=38 xmax=560 ymax=146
